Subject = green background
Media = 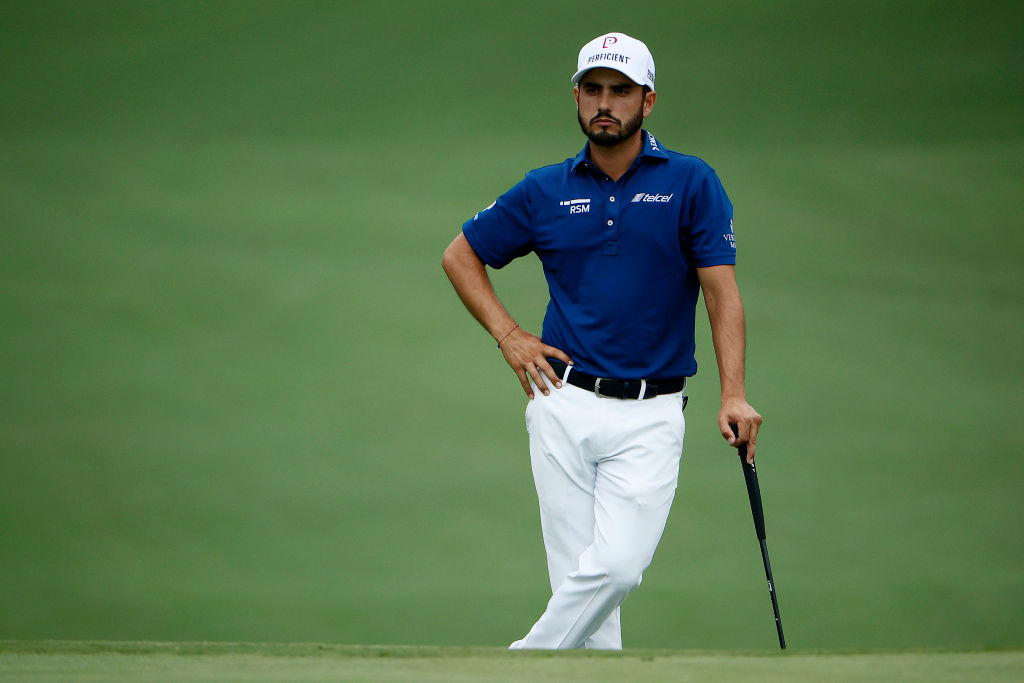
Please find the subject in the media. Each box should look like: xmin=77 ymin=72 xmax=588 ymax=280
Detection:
xmin=1 ymin=0 xmax=1021 ymax=651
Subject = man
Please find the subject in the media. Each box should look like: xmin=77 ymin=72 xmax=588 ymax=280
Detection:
xmin=441 ymin=32 xmax=762 ymax=649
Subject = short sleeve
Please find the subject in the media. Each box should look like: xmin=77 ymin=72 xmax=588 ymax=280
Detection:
xmin=683 ymin=168 xmax=736 ymax=267
xmin=462 ymin=179 xmax=534 ymax=269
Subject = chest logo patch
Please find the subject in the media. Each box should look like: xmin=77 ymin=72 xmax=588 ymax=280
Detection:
xmin=560 ymin=198 xmax=591 ymax=214
xmin=631 ymin=192 xmax=674 ymax=203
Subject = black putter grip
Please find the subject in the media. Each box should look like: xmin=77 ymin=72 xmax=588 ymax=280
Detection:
xmin=732 ymin=425 xmax=766 ymax=541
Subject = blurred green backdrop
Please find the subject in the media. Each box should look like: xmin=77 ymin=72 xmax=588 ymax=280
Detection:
xmin=1 ymin=0 xmax=1021 ymax=651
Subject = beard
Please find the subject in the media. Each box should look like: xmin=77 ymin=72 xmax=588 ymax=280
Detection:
xmin=577 ymin=102 xmax=645 ymax=147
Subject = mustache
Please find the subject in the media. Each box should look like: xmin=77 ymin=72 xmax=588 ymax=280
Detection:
xmin=590 ymin=110 xmax=620 ymax=125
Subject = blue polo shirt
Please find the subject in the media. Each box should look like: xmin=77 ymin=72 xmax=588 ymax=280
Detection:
xmin=462 ymin=130 xmax=736 ymax=380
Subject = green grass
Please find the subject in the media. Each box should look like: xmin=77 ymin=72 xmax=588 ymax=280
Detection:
xmin=2 ymin=642 xmax=1023 ymax=682
xmin=1 ymin=0 xmax=1022 ymax=654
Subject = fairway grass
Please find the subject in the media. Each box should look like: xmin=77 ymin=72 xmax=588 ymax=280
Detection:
xmin=1 ymin=642 xmax=1022 ymax=682
xmin=2 ymin=0 xmax=1022 ymax=657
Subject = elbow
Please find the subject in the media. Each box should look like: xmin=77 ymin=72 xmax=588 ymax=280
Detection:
xmin=442 ymin=233 xmax=479 ymax=278
xmin=441 ymin=242 xmax=458 ymax=276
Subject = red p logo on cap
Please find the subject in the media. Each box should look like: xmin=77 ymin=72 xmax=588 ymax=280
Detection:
xmin=602 ymin=36 xmax=618 ymax=49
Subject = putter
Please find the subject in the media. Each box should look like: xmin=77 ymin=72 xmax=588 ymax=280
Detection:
xmin=732 ymin=425 xmax=786 ymax=650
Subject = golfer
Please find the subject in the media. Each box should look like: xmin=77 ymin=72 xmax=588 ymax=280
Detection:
xmin=442 ymin=31 xmax=762 ymax=649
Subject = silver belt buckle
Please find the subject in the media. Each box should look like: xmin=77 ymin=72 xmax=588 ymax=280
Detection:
xmin=593 ymin=377 xmax=603 ymax=397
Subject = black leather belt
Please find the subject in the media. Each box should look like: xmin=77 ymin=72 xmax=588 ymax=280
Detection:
xmin=548 ymin=360 xmax=687 ymax=400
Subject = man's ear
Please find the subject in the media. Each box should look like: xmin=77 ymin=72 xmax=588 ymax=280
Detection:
xmin=643 ymin=90 xmax=657 ymax=118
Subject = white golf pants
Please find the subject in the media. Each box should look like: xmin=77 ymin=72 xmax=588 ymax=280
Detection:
xmin=510 ymin=373 xmax=685 ymax=650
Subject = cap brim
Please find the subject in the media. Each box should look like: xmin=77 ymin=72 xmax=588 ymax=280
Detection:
xmin=571 ymin=65 xmax=649 ymax=88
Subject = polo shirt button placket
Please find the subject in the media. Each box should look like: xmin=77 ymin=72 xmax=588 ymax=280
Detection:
xmin=604 ymin=191 xmax=619 ymax=256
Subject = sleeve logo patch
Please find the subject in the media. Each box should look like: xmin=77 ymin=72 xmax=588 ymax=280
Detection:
xmin=473 ymin=200 xmax=496 ymax=220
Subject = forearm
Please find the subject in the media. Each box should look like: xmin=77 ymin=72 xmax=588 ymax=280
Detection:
xmin=697 ymin=265 xmax=748 ymax=401
xmin=707 ymin=288 xmax=747 ymax=402
xmin=442 ymin=232 xmax=572 ymax=398
xmin=698 ymin=264 xmax=761 ymax=459
xmin=441 ymin=233 xmax=518 ymax=343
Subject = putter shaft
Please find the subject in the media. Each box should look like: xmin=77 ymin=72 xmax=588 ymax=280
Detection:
xmin=736 ymin=433 xmax=786 ymax=650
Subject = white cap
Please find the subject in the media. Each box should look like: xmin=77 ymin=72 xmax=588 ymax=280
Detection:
xmin=571 ymin=32 xmax=656 ymax=91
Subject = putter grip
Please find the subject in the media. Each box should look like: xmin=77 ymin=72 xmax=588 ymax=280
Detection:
xmin=732 ymin=426 xmax=767 ymax=541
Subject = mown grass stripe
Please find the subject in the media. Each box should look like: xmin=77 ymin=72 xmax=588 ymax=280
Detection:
xmin=1 ymin=645 xmax=1023 ymax=683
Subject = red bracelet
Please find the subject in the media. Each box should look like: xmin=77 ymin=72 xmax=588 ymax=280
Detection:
xmin=496 ymin=323 xmax=519 ymax=348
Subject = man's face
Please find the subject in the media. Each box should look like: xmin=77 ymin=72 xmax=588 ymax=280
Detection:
xmin=574 ymin=68 xmax=655 ymax=147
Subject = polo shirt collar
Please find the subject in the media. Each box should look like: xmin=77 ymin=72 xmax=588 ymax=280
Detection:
xmin=570 ymin=129 xmax=669 ymax=174
xmin=640 ymin=129 xmax=671 ymax=161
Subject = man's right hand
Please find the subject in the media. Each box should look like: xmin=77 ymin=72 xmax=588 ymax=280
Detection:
xmin=498 ymin=326 xmax=573 ymax=398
